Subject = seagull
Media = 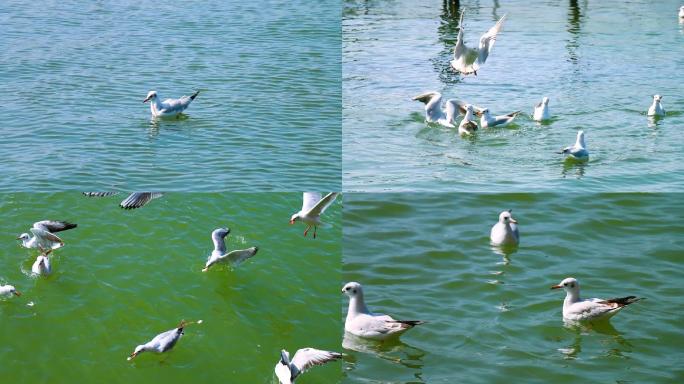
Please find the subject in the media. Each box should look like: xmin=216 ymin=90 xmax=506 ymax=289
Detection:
xmin=342 ymin=282 xmax=424 ymax=340
xmin=490 ymin=210 xmax=519 ymax=246
xmin=559 ymin=130 xmax=589 ymax=161
xmin=647 ymin=95 xmax=665 ymax=117
xmin=31 ymin=250 xmax=52 ymax=276
xmin=412 ymin=91 xmax=460 ymax=127
xmin=458 ymin=104 xmax=479 ymax=135
xmin=128 ymin=320 xmax=202 ymax=360
xmin=481 ymin=108 xmax=520 ymax=128
xmin=533 ymin=97 xmax=551 ymax=121
xmin=290 ymin=193 xmax=339 ymax=238
xmin=17 ymin=220 xmax=77 ymax=250
xmin=202 ymin=228 xmax=259 ymax=272
xmin=275 ymin=348 xmax=343 ymax=384
xmin=551 ymin=277 xmax=642 ymax=322
xmin=0 ymin=284 xmax=21 ymax=298
xmin=451 ymin=11 xmax=507 ymax=75
xmin=82 ymin=192 xmax=163 ymax=209
xmin=679 ymin=6 xmax=684 ymax=19
xmin=143 ymin=90 xmax=200 ymax=118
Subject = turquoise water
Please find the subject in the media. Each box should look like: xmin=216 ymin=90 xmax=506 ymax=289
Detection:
xmin=342 ymin=193 xmax=683 ymax=383
xmin=0 ymin=1 xmax=341 ymax=191
xmin=0 ymin=193 xmax=342 ymax=383
xmin=343 ymin=0 xmax=684 ymax=191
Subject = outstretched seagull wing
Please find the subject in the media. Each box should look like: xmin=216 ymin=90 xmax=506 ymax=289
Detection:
xmin=120 ymin=192 xmax=163 ymax=209
xmin=291 ymin=348 xmax=343 ymax=376
xmin=477 ymin=14 xmax=507 ymax=66
xmin=301 ymin=192 xmax=322 ymax=213
xmin=447 ymin=99 xmax=484 ymax=117
xmin=82 ymin=192 xmax=119 ymax=197
xmin=223 ymin=247 xmax=259 ymax=266
xmin=33 ymin=220 xmax=77 ymax=233
xmin=306 ymin=192 xmax=339 ymax=217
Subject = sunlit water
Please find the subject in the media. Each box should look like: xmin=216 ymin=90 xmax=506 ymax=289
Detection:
xmin=0 ymin=1 xmax=341 ymax=191
xmin=0 ymin=193 xmax=342 ymax=383
xmin=342 ymin=193 xmax=683 ymax=383
xmin=343 ymin=0 xmax=684 ymax=191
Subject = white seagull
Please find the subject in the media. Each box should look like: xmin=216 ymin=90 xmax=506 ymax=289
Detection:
xmin=202 ymin=228 xmax=259 ymax=272
xmin=82 ymin=192 xmax=164 ymax=209
xmin=290 ymin=192 xmax=339 ymax=238
xmin=17 ymin=220 xmax=77 ymax=250
xmin=551 ymin=277 xmax=642 ymax=322
xmin=143 ymin=90 xmax=200 ymax=118
xmin=0 ymin=284 xmax=21 ymax=298
xmin=459 ymin=104 xmax=479 ymax=135
xmin=128 ymin=320 xmax=202 ymax=360
xmin=412 ymin=91 xmax=460 ymax=127
xmin=533 ymin=97 xmax=551 ymax=121
xmin=559 ymin=130 xmax=589 ymax=161
xmin=451 ymin=11 xmax=507 ymax=75
xmin=275 ymin=348 xmax=343 ymax=384
xmin=343 ymin=282 xmax=424 ymax=340
xmin=490 ymin=210 xmax=519 ymax=246
xmin=481 ymin=108 xmax=520 ymax=128
xmin=679 ymin=6 xmax=684 ymax=19
xmin=647 ymin=95 xmax=665 ymax=117
xmin=31 ymin=250 xmax=52 ymax=276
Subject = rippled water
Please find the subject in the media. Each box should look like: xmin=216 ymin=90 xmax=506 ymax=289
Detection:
xmin=0 ymin=1 xmax=341 ymax=191
xmin=342 ymin=193 xmax=683 ymax=383
xmin=0 ymin=193 xmax=342 ymax=383
xmin=343 ymin=0 xmax=684 ymax=191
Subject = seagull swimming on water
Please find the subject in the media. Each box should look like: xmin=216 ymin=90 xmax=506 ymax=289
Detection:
xmin=533 ymin=97 xmax=551 ymax=121
xmin=559 ymin=130 xmax=589 ymax=161
xmin=275 ymin=348 xmax=343 ymax=384
xmin=290 ymin=193 xmax=339 ymax=238
xmin=458 ymin=104 xmax=479 ymax=135
xmin=451 ymin=11 xmax=507 ymax=75
xmin=481 ymin=108 xmax=520 ymax=128
xmin=0 ymin=284 xmax=21 ymax=298
xmin=551 ymin=277 xmax=642 ymax=322
xmin=202 ymin=228 xmax=259 ymax=272
xmin=343 ymin=282 xmax=424 ymax=340
xmin=31 ymin=250 xmax=52 ymax=276
xmin=647 ymin=95 xmax=665 ymax=117
xmin=82 ymin=192 xmax=163 ymax=210
xmin=17 ymin=220 xmax=77 ymax=250
xmin=143 ymin=90 xmax=200 ymax=118
xmin=128 ymin=320 xmax=202 ymax=360
xmin=490 ymin=210 xmax=519 ymax=246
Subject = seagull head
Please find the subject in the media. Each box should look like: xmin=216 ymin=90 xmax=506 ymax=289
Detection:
xmin=653 ymin=94 xmax=662 ymax=103
xmin=17 ymin=233 xmax=30 ymax=241
xmin=143 ymin=91 xmax=158 ymax=103
xmin=289 ymin=213 xmax=300 ymax=225
xmin=498 ymin=210 xmax=518 ymax=225
xmin=576 ymin=130 xmax=586 ymax=146
xmin=542 ymin=97 xmax=549 ymax=105
xmin=481 ymin=108 xmax=491 ymax=117
xmin=342 ymin=281 xmax=363 ymax=298
xmin=4 ymin=285 xmax=21 ymax=296
xmin=129 ymin=345 xmax=145 ymax=360
xmin=551 ymin=277 xmax=579 ymax=293
xmin=212 ymin=227 xmax=230 ymax=239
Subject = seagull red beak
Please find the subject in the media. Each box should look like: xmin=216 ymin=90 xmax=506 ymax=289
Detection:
xmin=13 ymin=291 xmax=21 ymax=296
xmin=289 ymin=219 xmax=295 ymax=225
xmin=143 ymin=96 xmax=151 ymax=103
xmin=510 ymin=219 xmax=518 ymax=224
xmin=550 ymin=285 xmax=562 ymax=290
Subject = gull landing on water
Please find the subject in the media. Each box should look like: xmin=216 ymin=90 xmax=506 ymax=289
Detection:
xmin=128 ymin=320 xmax=202 ymax=360
xmin=143 ymin=90 xmax=200 ymax=118
xmin=343 ymin=282 xmax=424 ymax=340
xmin=647 ymin=95 xmax=665 ymax=117
xmin=490 ymin=210 xmax=519 ymax=246
xmin=412 ymin=91 xmax=460 ymax=127
xmin=559 ymin=130 xmax=589 ymax=161
xmin=275 ymin=348 xmax=343 ymax=384
xmin=533 ymin=97 xmax=551 ymax=121
xmin=17 ymin=220 xmax=77 ymax=250
xmin=290 ymin=192 xmax=339 ymax=238
xmin=0 ymin=284 xmax=21 ymax=298
xmin=82 ymin=192 xmax=163 ymax=209
xmin=202 ymin=228 xmax=258 ymax=272
xmin=451 ymin=11 xmax=507 ymax=76
xmin=551 ymin=277 xmax=642 ymax=322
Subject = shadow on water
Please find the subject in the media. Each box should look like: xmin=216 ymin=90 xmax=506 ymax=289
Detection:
xmin=343 ymin=332 xmax=427 ymax=381
xmin=566 ymin=0 xmax=586 ymax=66
xmin=431 ymin=0 xmax=462 ymax=85
xmin=559 ymin=319 xmax=633 ymax=360
xmin=561 ymin=158 xmax=588 ymax=179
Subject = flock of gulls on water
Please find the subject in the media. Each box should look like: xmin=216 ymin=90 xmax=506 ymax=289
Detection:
xmin=2 ymin=192 xmax=342 ymax=383
xmin=412 ymin=9 xmax=676 ymax=162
